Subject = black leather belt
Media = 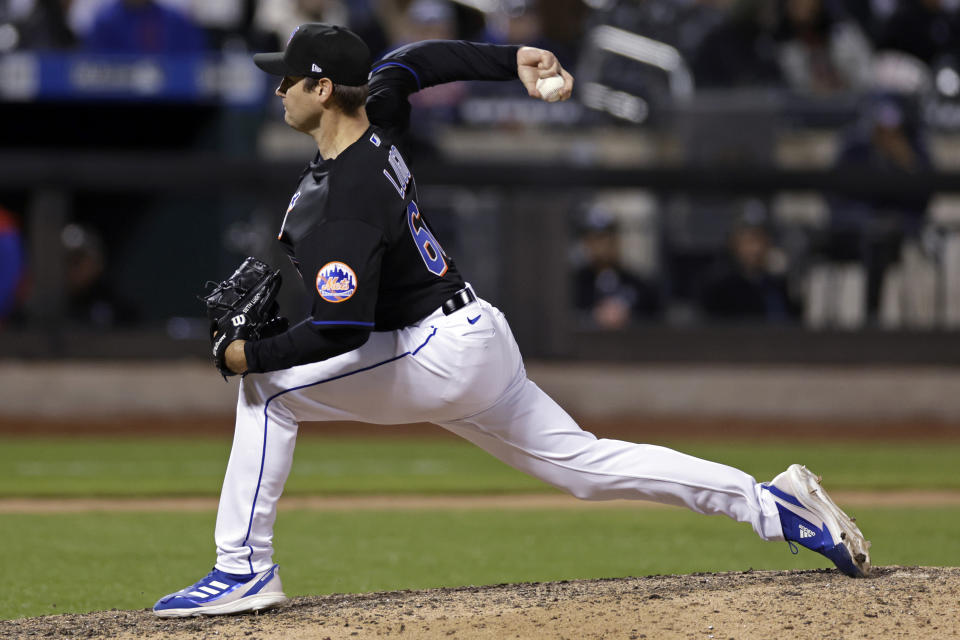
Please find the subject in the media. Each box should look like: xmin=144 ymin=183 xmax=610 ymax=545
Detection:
xmin=441 ymin=286 xmax=477 ymax=315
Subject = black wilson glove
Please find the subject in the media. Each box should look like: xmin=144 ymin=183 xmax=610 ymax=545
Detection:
xmin=200 ymin=257 xmax=285 ymax=378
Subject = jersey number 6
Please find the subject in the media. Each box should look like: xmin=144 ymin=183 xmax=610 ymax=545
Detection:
xmin=407 ymin=201 xmax=448 ymax=277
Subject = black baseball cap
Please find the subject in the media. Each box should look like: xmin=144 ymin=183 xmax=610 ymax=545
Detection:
xmin=253 ymin=23 xmax=371 ymax=87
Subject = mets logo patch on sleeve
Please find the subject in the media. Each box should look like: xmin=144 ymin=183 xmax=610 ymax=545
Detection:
xmin=316 ymin=261 xmax=357 ymax=303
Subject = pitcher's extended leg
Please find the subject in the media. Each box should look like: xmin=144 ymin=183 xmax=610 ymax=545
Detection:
xmin=441 ymin=377 xmax=783 ymax=540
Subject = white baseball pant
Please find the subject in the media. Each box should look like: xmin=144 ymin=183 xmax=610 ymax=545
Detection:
xmin=214 ymin=296 xmax=784 ymax=574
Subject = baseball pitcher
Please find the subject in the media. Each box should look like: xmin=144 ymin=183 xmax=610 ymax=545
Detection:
xmin=153 ymin=24 xmax=870 ymax=617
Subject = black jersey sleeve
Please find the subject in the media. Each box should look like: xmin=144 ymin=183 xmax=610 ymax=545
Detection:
xmin=244 ymin=218 xmax=385 ymax=372
xmin=366 ymin=40 xmax=520 ymax=133
xmin=297 ymin=218 xmax=385 ymax=327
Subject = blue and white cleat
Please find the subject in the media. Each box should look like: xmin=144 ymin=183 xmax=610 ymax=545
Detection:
xmin=153 ymin=564 xmax=288 ymax=617
xmin=762 ymin=464 xmax=871 ymax=578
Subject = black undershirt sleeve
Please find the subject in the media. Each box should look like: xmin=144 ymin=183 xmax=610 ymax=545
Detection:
xmin=375 ymin=40 xmax=520 ymax=89
xmin=244 ymin=322 xmax=369 ymax=373
xmin=366 ymin=40 xmax=520 ymax=134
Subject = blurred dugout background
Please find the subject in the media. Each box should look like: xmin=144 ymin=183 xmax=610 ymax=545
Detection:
xmin=2 ymin=0 xmax=960 ymax=367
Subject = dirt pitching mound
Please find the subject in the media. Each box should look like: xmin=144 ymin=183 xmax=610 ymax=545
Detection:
xmin=3 ymin=566 xmax=957 ymax=640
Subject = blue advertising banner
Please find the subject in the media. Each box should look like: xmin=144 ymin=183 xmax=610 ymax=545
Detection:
xmin=0 ymin=52 xmax=267 ymax=106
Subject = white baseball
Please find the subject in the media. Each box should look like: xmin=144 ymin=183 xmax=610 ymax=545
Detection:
xmin=536 ymin=75 xmax=565 ymax=102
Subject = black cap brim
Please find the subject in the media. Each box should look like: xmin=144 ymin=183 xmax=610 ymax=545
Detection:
xmin=253 ymin=52 xmax=292 ymax=77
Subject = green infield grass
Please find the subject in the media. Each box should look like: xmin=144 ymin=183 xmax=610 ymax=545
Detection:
xmin=1 ymin=436 xmax=959 ymax=497
xmin=1 ymin=505 xmax=959 ymax=620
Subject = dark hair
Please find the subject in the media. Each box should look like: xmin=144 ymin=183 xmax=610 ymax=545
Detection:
xmin=302 ymin=77 xmax=369 ymax=114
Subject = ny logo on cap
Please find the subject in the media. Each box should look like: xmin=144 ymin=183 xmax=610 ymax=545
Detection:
xmin=311 ymin=63 xmax=322 ymax=73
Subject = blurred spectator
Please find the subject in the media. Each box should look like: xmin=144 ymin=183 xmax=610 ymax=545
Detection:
xmin=826 ymin=92 xmax=932 ymax=316
xmin=256 ymin=0 xmax=387 ymax=59
xmin=255 ymin=0 xmax=346 ymax=44
xmin=14 ymin=0 xmax=77 ymax=49
xmin=836 ymin=0 xmax=897 ymax=44
xmin=773 ymin=0 xmax=873 ymax=93
xmin=875 ymin=0 xmax=959 ymax=67
xmin=698 ymin=205 xmax=796 ymax=322
xmin=0 ymin=207 xmax=26 ymax=324
xmin=464 ymin=0 xmax=582 ymax=66
xmin=67 ymin=0 xmax=111 ymax=37
xmin=692 ymin=0 xmax=784 ymax=88
xmin=589 ymin=0 xmax=730 ymax=61
xmin=62 ymin=223 xmax=139 ymax=327
xmin=397 ymin=1 xmax=463 ymax=109
xmin=378 ymin=0 xmax=456 ymax=46
xmin=161 ymin=0 xmax=259 ymax=51
xmin=486 ymin=0 xmax=540 ymax=44
xmin=534 ymin=0 xmax=586 ymax=65
xmin=83 ymin=0 xmax=205 ymax=53
xmin=580 ymin=0 xmax=729 ymax=111
xmin=572 ymin=207 xmax=661 ymax=330
xmin=372 ymin=0 xmax=465 ymax=158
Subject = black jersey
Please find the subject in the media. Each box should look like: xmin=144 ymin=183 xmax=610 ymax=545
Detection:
xmin=246 ymin=40 xmax=519 ymax=373
xmin=279 ymin=126 xmax=464 ymax=330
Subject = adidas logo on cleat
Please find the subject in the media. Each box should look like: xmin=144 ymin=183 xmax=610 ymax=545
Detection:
xmin=799 ymin=524 xmax=816 ymax=539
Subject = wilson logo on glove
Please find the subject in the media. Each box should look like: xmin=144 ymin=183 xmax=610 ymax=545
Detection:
xmin=200 ymin=257 xmax=287 ymax=378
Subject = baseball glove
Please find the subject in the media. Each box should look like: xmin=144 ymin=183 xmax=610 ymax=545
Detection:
xmin=200 ymin=257 xmax=287 ymax=378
